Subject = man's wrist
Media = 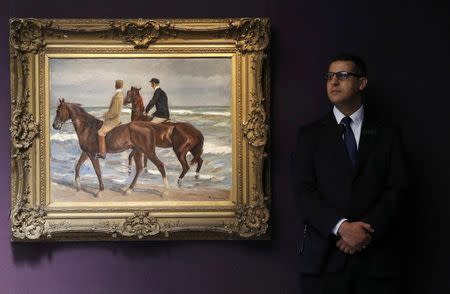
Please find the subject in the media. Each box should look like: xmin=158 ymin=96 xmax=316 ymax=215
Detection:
xmin=333 ymin=218 xmax=348 ymax=236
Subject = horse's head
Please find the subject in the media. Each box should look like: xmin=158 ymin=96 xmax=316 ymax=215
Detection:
xmin=124 ymin=86 xmax=141 ymax=105
xmin=52 ymin=98 xmax=70 ymax=130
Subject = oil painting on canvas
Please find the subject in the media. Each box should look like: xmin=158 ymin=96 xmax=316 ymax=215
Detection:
xmin=50 ymin=58 xmax=232 ymax=202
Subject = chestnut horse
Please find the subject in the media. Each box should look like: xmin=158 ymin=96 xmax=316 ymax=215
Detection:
xmin=124 ymin=87 xmax=204 ymax=185
xmin=52 ymin=99 xmax=169 ymax=197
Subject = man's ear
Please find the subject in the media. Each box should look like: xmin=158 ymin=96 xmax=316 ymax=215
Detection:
xmin=359 ymin=77 xmax=368 ymax=91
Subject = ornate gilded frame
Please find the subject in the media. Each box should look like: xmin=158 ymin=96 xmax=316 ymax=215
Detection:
xmin=9 ymin=18 xmax=270 ymax=241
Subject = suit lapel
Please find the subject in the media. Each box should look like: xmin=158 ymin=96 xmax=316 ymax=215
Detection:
xmin=354 ymin=110 xmax=378 ymax=177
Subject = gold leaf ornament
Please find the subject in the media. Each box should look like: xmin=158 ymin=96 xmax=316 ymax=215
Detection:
xmin=10 ymin=102 xmax=39 ymax=155
xmin=235 ymin=201 xmax=269 ymax=237
xmin=243 ymin=93 xmax=268 ymax=147
xmin=10 ymin=19 xmax=48 ymax=53
xmin=121 ymin=212 xmax=161 ymax=238
xmin=11 ymin=198 xmax=47 ymax=240
xmin=231 ymin=18 xmax=269 ymax=53
xmin=112 ymin=19 xmax=161 ymax=49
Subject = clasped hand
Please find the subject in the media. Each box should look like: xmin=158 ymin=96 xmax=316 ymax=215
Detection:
xmin=336 ymin=221 xmax=374 ymax=255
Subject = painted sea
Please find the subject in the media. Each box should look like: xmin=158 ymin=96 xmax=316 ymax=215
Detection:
xmin=50 ymin=105 xmax=232 ymax=201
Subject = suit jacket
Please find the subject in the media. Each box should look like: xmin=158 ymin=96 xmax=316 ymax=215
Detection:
xmin=99 ymin=90 xmax=123 ymax=135
xmin=145 ymin=88 xmax=170 ymax=119
xmin=294 ymin=107 xmax=407 ymax=277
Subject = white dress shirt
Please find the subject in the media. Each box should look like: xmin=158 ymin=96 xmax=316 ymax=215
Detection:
xmin=331 ymin=105 xmax=365 ymax=235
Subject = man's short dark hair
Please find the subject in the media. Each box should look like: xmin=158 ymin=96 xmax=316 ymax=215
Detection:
xmin=149 ymin=78 xmax=160 ymax=84
xmin=330 ymin=54 xmax=367 ymax=77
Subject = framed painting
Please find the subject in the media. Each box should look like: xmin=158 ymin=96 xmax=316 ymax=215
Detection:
xmin=9 ymin=18 xmax=271 ymax=241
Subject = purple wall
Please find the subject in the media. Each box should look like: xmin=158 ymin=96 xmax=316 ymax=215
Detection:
xmin=2 ymin=0 xmax=450 ymax=293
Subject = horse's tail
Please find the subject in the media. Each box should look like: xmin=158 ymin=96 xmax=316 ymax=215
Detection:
xmin=190 ymin=132 xmax=204 ymax=166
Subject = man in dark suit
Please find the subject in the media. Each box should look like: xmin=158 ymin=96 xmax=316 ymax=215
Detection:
xmin=295 ymin=54 xmax=407 ymax=294
xmin=144 ymin=78 xmax=170 ymax=123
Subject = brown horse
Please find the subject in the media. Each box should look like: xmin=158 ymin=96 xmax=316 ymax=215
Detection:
xmin=52 ymin=99 xmax=169 ymax=197
xmin=123 ymin=87 xmax=204 ymax=185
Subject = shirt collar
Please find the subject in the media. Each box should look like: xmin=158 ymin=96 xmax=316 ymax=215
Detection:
xmin=154 ymin=85 xmax=160 ymax=90
xmin=333 ymin=104 xmax=364 ymax=126
xmin=115 ymin=88 xmax=122 ymax=93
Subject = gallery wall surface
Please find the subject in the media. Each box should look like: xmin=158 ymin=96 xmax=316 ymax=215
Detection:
xmin=1 ymin=0 xmax=449 ymax=293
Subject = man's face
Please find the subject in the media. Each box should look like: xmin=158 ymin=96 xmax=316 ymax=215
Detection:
xmin=326 ymin=61 xmax=367 ymax=105
xmin=150 ymin=82 xmax=156 ymax=90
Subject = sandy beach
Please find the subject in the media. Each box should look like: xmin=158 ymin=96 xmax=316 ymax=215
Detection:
xmin=51 ymin=181 xmax=230 ymax=202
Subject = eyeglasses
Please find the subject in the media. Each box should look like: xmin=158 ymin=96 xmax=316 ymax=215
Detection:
xmin=324 ymin=71 xmax=363 ymax=81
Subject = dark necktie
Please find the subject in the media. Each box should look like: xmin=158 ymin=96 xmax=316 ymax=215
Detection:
xmin=340 ymin=116 xmax=357 ymax=167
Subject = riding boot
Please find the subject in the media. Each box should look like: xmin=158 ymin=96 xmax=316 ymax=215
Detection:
xmin=96 ymin=135 xmax=106 ymax=159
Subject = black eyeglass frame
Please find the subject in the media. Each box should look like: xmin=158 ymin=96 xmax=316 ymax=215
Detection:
xmin=324 ymin=71 xmax=364 ymax=81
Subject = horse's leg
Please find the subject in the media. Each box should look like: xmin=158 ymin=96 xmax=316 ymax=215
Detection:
xmin=194 ymin=156 xmax=203 ymax=180
xmin=144 ymin=155 xmax=149 ymax=173
xmin=123 ymin=150 xmax=143 ymax=194
xmin=144 ymin=150 xmax=169 ymax=190
xmin=190 ymin=142 xmax=204 ymax=180
xmin=74 ymin=151 xmax=88 ymax=191
xmin=173 ymin=138 xmax=193 ymax=185
xmin=128 ymin=150 xmax=134 ymax=175
xmin=129 ymin=123 xmax=168 ymax=193
xmin=87 ymin=154 xmax=104 ymax=197
xmin=175 ymin=149 xmax=190 ymax=186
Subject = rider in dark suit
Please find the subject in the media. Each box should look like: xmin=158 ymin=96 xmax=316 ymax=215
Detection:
xmin=295 ymin=54 xmax=407 ymax=294
xmin=144 ymin=78 xmax=170 ymax=123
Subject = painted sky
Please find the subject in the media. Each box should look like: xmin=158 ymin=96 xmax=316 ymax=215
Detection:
xmin=50 ymin=58 xmax=231 ymax=107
